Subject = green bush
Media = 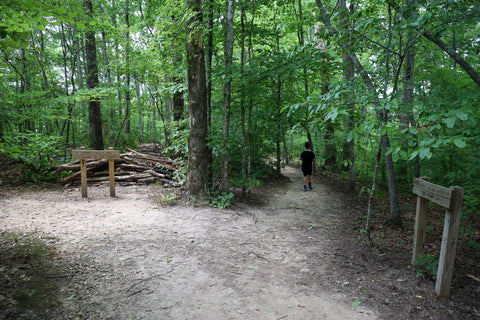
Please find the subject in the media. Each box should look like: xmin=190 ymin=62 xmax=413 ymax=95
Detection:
xmin=0 ymin=132 xmax=64 ymax=182
xmin=209 ymin=190 xmax=235 ymax=209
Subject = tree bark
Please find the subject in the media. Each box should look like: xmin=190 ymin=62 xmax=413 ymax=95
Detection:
xmin=83 ymin=0 xmax=104 ymax=150
xmin=205 ymin=0 xmax=214 ymax=188
xmin=240 ymin=0 xmax=248 ymax=197
xmin=221 ymin=0 xmax=235 ymax=192
xmin=124 ymin=0 xmax=131 ymax=135
xmin=399 ymin=0 xmax=420 ymax=180
xmin=186 ymin=0 xmax=209 ymax=200
xmin=135 ymin=75 xmax=143 ymax=143
xmin=172 ymin=13 xmax=185 ymax=123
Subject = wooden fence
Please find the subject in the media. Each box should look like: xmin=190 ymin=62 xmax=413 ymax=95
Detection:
xmin=412 ymin=177 xmax=464 ymax=298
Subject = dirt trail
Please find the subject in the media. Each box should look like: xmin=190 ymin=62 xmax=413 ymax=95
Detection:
xmin=0 ymin=166 xmax=378 ymax=319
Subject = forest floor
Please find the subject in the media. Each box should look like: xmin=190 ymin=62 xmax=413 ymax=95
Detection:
xmin=0 ymin=165 xmax=479 ymax=320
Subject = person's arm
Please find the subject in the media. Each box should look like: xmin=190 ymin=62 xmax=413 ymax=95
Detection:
xmin=313 ymin=158 xmax=318 ymax=172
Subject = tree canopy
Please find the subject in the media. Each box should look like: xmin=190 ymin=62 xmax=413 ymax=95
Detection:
xmin=0 ymin=0 xmax=479 ymax=222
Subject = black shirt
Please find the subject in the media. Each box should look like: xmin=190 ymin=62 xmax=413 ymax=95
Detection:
xmin=300 ymin=150 xmax=316 ymax=170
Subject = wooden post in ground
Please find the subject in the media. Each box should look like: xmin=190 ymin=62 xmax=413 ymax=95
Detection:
xmin=435 ymin=186 xmax=464 ymax=298
xmin=412 ymin=177 xmax=432 ymax=264
xmin=108 ymin=147 xmax=116 ymax=197
xmin=80 ymin=146 xmax=88 ymax=197
xmin=412 ymin=192 xmax=429 ymax=263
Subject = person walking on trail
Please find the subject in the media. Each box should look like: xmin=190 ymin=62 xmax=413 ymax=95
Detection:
xmin=300 ymin=141 xmax=318 ymax=192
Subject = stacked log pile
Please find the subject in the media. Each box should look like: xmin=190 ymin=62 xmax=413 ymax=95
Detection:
xmin=55 ymin=147 xmax=180 ymax=187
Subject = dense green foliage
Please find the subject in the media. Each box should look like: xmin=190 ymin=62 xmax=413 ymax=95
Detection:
xmin=0 ymin=0 xmax=479 ymax=218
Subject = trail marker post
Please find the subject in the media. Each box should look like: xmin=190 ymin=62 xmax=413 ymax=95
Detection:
xmin=412 ymin=177 xmax=464 ymax=298
xmin=72 ymin=147 xmax=121 ymax=198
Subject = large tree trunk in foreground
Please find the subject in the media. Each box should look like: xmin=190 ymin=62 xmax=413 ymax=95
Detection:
xmin=186 ymin=0 xmax=209 ymax=200
xmin=84 ymin=0 xmax=104 ymax=150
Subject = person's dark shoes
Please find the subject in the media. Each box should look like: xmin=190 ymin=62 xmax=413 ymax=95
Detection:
xmin=308 ymin=184 xmax=313 ymax=190
xmin=303 ymin=186 xmax=308 ymax=192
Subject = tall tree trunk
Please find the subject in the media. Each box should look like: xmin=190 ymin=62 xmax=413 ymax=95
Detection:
xmin=172 ymin=74 xmax=185 ymax=122
xmin=221 ymin=0 xmax=235 ymax=192
xmin=186 ymin=0 xmax=209 ymax=200
xmin=399 ymin=0 xmax=420 ymax=179
xmin=247 ymin=0 xmax=256 ymax=197
xmin=83 ymin=0 xmax=104 ymax=150
xmin=101 ymin=30 xmax=114 ymax=127
xmin=164 ymin=93 xmax=172 ymax=145
xmin=59 ymin=22 xmax=70 ymax=141
xmin=74 ymin=27 xmax=86 ymax=140
xmin=205 ymin=0 xmax=214 ymax=188
xmin=135 ymin=75 xmax=143 ymax=143
xmin=282 ymin=137 xmax=288 ymax=165
xmin=275 ymin=12 xmax=283 ymax=177
xmin=20 ymin=49 xmax=35 ymax=132
xmin=240 ymin=0 xmax=248 ymax=197
xmin=172 ymin=14 xmax=185 ymax=123
xmin=366 ymin=135 xmax=383 ymax=243
xmin=354 ymin=51 xmax=402 ymax=227
xmin=124 ymin=0 xmax=131 ymax=136
xmin=276 ymin=81 xmax=283 ymax=176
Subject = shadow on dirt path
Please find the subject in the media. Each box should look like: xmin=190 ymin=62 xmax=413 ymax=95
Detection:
xmin=2 ymin=166 xmax=379 ymax=319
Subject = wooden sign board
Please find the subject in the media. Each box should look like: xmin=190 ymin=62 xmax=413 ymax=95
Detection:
xmin=72 ymin=148 xmax=120 ymax=198
xmin=413 ymin=178 xmax=452 ymax=209
xmin=72 ymin=149 xmax=120 ymax=160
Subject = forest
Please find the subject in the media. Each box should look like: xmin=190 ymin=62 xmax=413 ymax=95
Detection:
xmin=0 ymin=0 xmax=479 ymax=227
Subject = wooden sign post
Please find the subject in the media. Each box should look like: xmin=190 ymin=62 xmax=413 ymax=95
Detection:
xmin=72 ymin=147 xmax=121 ymax=198
xmin=412 ymin=177 xmax=464 ymax=298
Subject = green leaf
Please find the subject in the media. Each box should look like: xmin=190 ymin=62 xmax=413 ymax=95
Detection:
xmin=445 ymin=117 xmax=455 ymax=128
xmin=409 ymin=150 xmax=419 ymax=160
xmin=326 ymin=108 xmax=339 ymax=122
xmin=346 ymin=130 xmax=354 ymax=142
xmin=453 ymin=139 xmax=466 ymax=148
xmin=352 ymin=301 xmax=362 ymax=307
xmin=419 ymin=148 xmax=432 ymax=159
xmin=66 ymin=295 xmax=75 ymax=301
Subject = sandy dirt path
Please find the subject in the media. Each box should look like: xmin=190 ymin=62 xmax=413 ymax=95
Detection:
xmin=0 ymin=166 xmax=377 ymax=319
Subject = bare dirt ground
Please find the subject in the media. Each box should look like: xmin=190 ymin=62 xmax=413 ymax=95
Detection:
xmin=1 ymin=165 xmax=479 ymax=320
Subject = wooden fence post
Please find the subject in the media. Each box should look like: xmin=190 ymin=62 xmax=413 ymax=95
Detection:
xmin=80 ymin=146 xmax=88 ymax=198
xmin=412 ymin=194 xmax=429 ymax=264
xmin=108 ymin=147 xmax=116 ymax=197
xmin=435 ymin=186 xmax=464 ymax=297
